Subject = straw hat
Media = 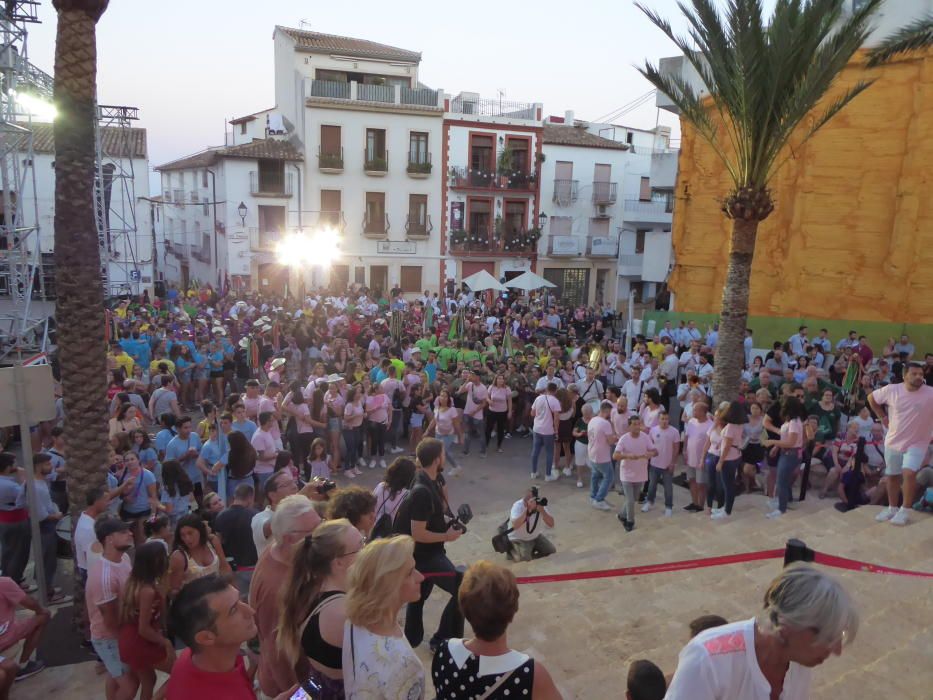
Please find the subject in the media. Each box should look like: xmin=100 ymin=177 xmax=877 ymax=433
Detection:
xmin=269 ymin=357 xmax=286 ymax=370
xmin=326 ymin=373 xmax=343 ymax=383
xmin=238 ymin=338 xmax=250 ymax=349
xmin=261 ymin=324 xmax=273 ymax=332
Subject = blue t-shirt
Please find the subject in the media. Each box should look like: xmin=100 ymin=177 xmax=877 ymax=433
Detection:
xmin=200 ymin=439 xmax=229 ymax=476
xmin=160 ymin=487 xmax=191 ymax=522
xmin=164 ymin=433 xmax=203 ymax=483
xmin=424 ymin=363 xmax=437 ymax=383
xmin=121 ymin=468 xmax=156 ymax=514
xmin=155 ymin=428 xmax=176 ymax=458
xmin=231 ymin=420 xmax=257 ymax=442
xmin=208 ymin=350 xmax=225 ymax=372
xmin=106 ymin=472 xmax=120 ymax=515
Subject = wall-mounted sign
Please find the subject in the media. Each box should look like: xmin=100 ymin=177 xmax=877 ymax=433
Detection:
xmin=450 ymin=202 xmax=464 ymax=231
xmin=376 ymin=241 xmax=417 ymax=255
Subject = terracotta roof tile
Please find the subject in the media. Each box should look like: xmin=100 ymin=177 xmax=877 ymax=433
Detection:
xmin=542 ymin=124 xmax=630 ymax=151
xmin=276 ymin=26 xmax=420 ymax=63
xmin=155 ymin=138 xmax=303 ymax=171
xmin=13 ymin=122 xmax=148 ymax=158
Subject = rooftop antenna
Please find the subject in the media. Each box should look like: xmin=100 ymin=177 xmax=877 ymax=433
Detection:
xmin=497 ymin=88 xmax=505 ymax=113
xmin=299 ymin=18 xmax=312 ymax=30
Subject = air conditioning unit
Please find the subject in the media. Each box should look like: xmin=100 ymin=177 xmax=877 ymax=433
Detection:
xmin=595 ymin=204 xmax=609 ymax=218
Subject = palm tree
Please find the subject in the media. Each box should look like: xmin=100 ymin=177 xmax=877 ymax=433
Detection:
xmin=867 ymin=15 xmax=933 ymax=66
xmin=52 ymin=0 xmax=110 ymax=614
xmin=636 ymin=0 xmax=884 ymax=401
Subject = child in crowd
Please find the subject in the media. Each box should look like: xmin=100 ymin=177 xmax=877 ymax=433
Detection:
xmin=143 ymin=515 xmax=172 ymax=553
xmin=308 ymin=438 xmax=331 ymax=479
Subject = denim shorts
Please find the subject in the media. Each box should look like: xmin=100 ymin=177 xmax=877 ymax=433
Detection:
xmin=328 ymin=417 xmax=342 ymax=432
xmin=92 ymin=637 xmax=127 ymax=678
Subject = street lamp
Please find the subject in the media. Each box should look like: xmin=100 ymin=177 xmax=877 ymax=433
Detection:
xmin=538 ymin=211 xmax=548 ymax=229
xmin=237 ymin=202 xmax=247 ymax=226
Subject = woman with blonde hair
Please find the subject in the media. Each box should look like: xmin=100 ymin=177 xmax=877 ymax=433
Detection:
xmin=278 ymin=518 xmax=363 ymax=699
xmin=343 ymin=535 xmax=425 ymax=699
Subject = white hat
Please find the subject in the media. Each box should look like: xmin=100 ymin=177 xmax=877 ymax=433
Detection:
xmin=252 ymin=319 xmax=264 ymax=328
xmin=260 ymin=316 xmax=272 ymax=323
xmin=236 ymin=301 xmax=248 ymax=308
xmin=238 ymin=338 xmax=250 ymax=349
xmin=196 ymin=318 xmax=207 ymax=326
xmin=269 ymin=357 xmax=286 ymax=370
xmin=212 ymin=327 xmax=226 ymax=336
xmin=261 ymin=324 xmax=273 ymax=332
xmin=325 ymin=373 xmax=343 ymax=383
xmin=410 ymin=346 xmax=422 ymax=354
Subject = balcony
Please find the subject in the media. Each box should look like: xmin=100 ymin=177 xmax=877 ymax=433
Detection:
xmin=548 ymin=235 xmax=582 ymax=256
xmin=249 ymin=171 xmax=294 ymax=197
xmin=449 ymin=228 xmax=540 ymax=256
xmin=552 ymin=180 xmax=578 ymax=206
xmin=314 ymin=210 xmax=347 ymax=232
xmin=405 ymin=214 xmax=433 ymax=239
xmin=191 ymin=246 xmax=211 ymax=264
xmin=363 ymin=212 xmax=390 ymax=238
xmin=165 ymin=240 xmax=189 ymax=259
xmin=448 ymin=96 xmax=537 ymax=119
xmin=623 ymin=198 xmax=673 ymax=223
xmin=449 ymin=166 xmax=536 ymax=192
xmin=587 ymin=236 xmax=619 ymax=257
xmin=407 ymin=153 xmax=432 ymax=178
xmin=318 ymin=147 xmax=344 ymax=173
xmin=307 ymin=80 xmax=442 ymax=109
xmin=172 ymin=189 xmax=184 ymax=206
xmin=618 ymin=253 xmax=645 ymax=276
xmin=189 ymin=191 xmax=200 ymax=203
xmin=364 ymin=150 xmax=389 ymax=176
xmin=248 ymin=228 xmax=282 ymax=252
xmin=592 ymin=182 xmax=618 ymax=205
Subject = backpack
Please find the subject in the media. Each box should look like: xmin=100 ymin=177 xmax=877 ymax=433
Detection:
xmin=370 ymin=486 xmax=408 ymax=540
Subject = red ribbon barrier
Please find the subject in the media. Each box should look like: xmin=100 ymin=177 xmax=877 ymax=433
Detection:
xmin=419 ymin=548 xmax=933 ymax=584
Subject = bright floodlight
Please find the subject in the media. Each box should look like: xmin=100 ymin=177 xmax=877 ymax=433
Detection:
xmin=276 ymin=227 xmax=341 ymax=268
xmin=14 ymin=91 xmax=57 ymax=121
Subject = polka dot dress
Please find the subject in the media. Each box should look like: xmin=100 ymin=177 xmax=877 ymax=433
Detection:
xmin=431 ymin=639 xmax=535 ymax=699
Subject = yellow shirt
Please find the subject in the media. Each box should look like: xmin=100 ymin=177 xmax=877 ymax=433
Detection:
xmin=110 ymin=352 xmax=134 ymax=377
xmin=150 ymin=358 xmax=176 ymax=375
xmin=646 ymin=342 xmax=665 ymax=360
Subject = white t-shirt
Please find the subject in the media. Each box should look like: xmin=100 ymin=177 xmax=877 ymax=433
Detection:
xmin=508 ymin=499 xmax=553 ymax=542
xmin=535 ymin=375 xmax=565 ymax=393
xmin=74 ymin=511 xmax=96 ymax=571
xmin=343 ymin=623 xmax=425 ymax=700
xmin=531 ymin=394 xmax=561 ymax=435
xmin=666 ymin=618 xmax=811 ymax=700
xmin=251 ymin=507 xmax=273 ymax=556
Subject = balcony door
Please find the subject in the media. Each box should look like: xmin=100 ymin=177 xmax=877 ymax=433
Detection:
xmin=469 ymin=134 xmax=494 ymax=176
xmin=594 ymin=163 xmax=612 ymax=203
xmin=505 ymin=136 xmax=530 ymax=174
xmin=504 ymin=200 xmax=526 ymax=234
xmin=409 ymin=132 xmax=428 ymax=165
xmin=320 ymin=190 xmax=341 ymax=228
xmin=258 ymin=159 xmax=285 ymax=193
xmin=366 ymin=128 xmax=386 ymax=161
xmin=467 ymin=198 xmax=492 ymax=237
xmin=365 ymin=192 xmax=386 ymax=234
xmin=258 ymin=205 xmax=285 ymax=249
xmin=321 ymin=125 xmax=341 ymax=155
xmin=370 ymin=265 xmax=388 ymax=295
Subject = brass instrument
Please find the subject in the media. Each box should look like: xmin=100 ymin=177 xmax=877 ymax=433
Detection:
xmin=588 ymin=345 xmax=605 ymax=371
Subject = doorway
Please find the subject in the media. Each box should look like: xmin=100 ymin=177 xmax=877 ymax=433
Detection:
xmin=370 ymin=265 xmax=388 ymax=296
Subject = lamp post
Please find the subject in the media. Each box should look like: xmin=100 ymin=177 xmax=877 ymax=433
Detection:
xmin=538 ymin=211 xmax=548 ymax=229
xmin=237 ymin=202 xmax=248 ymax=226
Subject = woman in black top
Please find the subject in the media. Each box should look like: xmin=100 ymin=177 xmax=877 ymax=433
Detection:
xmin=278 ymin=518 xmax=364 ymax=700
xmin=433 ymin=561 xmax=562 ymax=699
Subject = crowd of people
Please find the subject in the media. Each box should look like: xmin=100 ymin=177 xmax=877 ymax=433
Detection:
xmin=0 ymin=280 xmax=929 ymax=699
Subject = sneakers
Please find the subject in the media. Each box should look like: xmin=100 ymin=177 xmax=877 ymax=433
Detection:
xmin=562 ymin=467 xmax=573 ymax=477
xmin=389 ymin=446 xmax=404 ymax=454
xmin=15 ymin=660 xmax=45 ymax=682
xmin=504 ymin=432 xmax=512 ymax=439
xmin=711 ymin=507 xmax=724 ymax=516
xmin=479 ymin=451 xmax=486 ymax=459
xmin=766 ymin=509 xmax=784 ymax=519
xmin=497 ymin=448 xmax=504 ymax=453
xmin=664 ymin=508 xmax=673 ymax=517
xmin=352 ymin=467 xmax=363 ymax=477
xmin=447 ymin=466 xmax=462 ymax=477
xmin=616 ymin=513 xmax=634 ymax=531
xmin=767 ymin=498 xmax=778 ymax=511
xmin=592 ymin=500 xmax=612 ymax=511
xmin=379 ymin=459 xmax=387 ymax=469
xmin=345 ymin=469 xmax=357 ymax=479
xmin=889 ymin=507 xmax=910 ymax=526
xmin=576 ymin=480 xmax=584 ymax=488
xmin=875 ymin=505 xmax=897 ymax=522
xmin=641 ymin=502 xmax=652 ymax=513
xmin=530 ymin=472 xmax=540 ymax=480
xmin=683 ymin=503 xmax=701 ymax=512
xmin=544 ymin=473 xmax=559 ymax=482
xmin=710 ymin=510 xmax=730 ymax=520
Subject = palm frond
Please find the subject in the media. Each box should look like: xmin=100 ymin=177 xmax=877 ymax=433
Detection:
xmin=866 ymin=14 xmax=933 ymax=67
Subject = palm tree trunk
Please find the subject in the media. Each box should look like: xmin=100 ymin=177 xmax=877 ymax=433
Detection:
xmin=52 ymin=0 xmax=109 ymax=628
xmin=711 ymin=217 xmax=758 ymax=402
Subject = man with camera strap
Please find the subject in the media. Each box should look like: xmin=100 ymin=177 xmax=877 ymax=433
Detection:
xmin=505 ymin=487 xmax=555 ymax=562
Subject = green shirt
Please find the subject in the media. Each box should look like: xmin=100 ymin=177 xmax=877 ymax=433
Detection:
xmin=458 ymin=350 xmax=480 ymax=365
xmin=415 ymin=337 xmax=437 ymax=354
xmin=437 ymin=347 xmax=458 ymax=372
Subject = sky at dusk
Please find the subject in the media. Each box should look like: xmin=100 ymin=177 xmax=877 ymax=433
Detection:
xmin=23 ymin=0 xmax=722 ymax=192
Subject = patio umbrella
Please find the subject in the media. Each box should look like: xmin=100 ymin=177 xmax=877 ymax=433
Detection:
xmin=462 ymin=269 xmax=507 ymax=292
xmin=505 ymin=271 xmax=557 ymax=291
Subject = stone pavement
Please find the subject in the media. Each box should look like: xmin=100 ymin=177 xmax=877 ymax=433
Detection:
xmin=18 ymin=434 xmax=933 ymax=698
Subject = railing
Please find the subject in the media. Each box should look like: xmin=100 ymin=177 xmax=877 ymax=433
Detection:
xmin=315 ymin=210 xmax=347 ymax=232
xmin=552 ymin=179 xmax=578 ymax=205
xmin=318 ymin=147 xmax=344 ymax=171
xmin=405 ymin=214 xmax=433 ymax=237
xmin=250 ymin=171 xmax=294 ymax=196
xmin=363 ymin=212 xmax=390 ymax=236
xmin=448 ymin=96 xmax=537 ymax=119
xmin=364 ymin=149 xmax=389 ymax=173
xmin=592 ymin=181 xmax=618 ymax=205
xmin=172 ymin=189 xmax=184 ymax=206
xmin=358 ymin=83 xmax=394 ymax=103
xmin=309 ymin=79 xmax=351 ymax=99
xmin=401 ymin=86 xmax=438 ymax=106
xmin=166 ymin=240 xmax=189 ymax=258
xmin=587 ymin=236 xmax=619 ymax=257
xmin=618 ymin=253 xmax=645 ymax=274
xmin=623 ymin=199 xmax=672 ymax=217
xmin=191 ymin=246 xmax=211 ymax=264
xmin=407 ymin=152 xmax=432 ymax=175
xmin=449 ymin=228 xmax=540 ymax=255
xmin=189 ymin=191 xmax=200 ymax=203
xmin=248 ymin=227 xmax=282 ymax=252
xmin=449 ymin=166 xmax=536 ymax=191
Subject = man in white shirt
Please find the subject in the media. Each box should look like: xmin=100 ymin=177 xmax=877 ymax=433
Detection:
xmin=697 ymin=354 xmax=715 ymax=385
xmin=534 ymin=366 xmax=564 ymax=394
xmin=367 ymin=334 xmax=382 ymax=358
xmin=530 ymin=383 xmax=561 ymax=481
xmin=576 ymin=366 xmax=604 ymax=409
xmin=506 ymin=488 xmax=555 ymax=562
xmin=744 ymin=329 xmax=754 ymax=368
xmin=705 ymin=324 xmax=719 ymax=348
xmin=685 ymin=320 xmax=702 ymax=343
xmin=788 ymin=325 xmax=808 ymax=357
xmin=458 ymin=370 xmax=488 ymax=458
xmin=73 ymin=487 xmax=113 ymax=579
xmin=679 ymin=340 xmax=702 ymax=374
xmin=249 ymin=469 xmax=298 ymax=556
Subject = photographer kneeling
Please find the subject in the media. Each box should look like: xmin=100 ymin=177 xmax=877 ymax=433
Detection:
xmin=507 ymin=487 xmax=555 ymax=562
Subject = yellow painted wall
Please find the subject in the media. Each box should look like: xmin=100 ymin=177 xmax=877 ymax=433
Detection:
xmin=669 ymin=48 xmax=933 ymax=323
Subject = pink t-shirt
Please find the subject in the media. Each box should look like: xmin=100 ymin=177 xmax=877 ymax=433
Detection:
xmin=616 ymin=432 xmax=655 ymax=483
xmin=532 ymin=394 xmax=561 ymax=435
xmin=294 ymin=403 xmax=315 ymax=435
xmin=640 ymin=404 xmax=662 ymax=430
xmin=684 ymin=418 xmax=713 ymax=468
xmin=251 ymin=428 xmax=277 ymax=474
xmin=720 ymin=423 xmax=744 ymax=461
xmin=325 ymin=391 xmax=346 ymax=419
xmin=380 ymin=378 xmax=403 ymax=405
xmin=707 ymin=424 xmax=724 ymax=457
xmin=435 ymin=407 xmax=457 ymax=436
xmin=780 ymin=419 xmax=804 ymax=451
xmin=258 ymin=396 xmax=280 ymax=441
xmin=343 ymin=402 xmax=364 ymax=429
xmin=365 ymin=394 xmax=390 ymax=425
xmin=242 ymin=395 xmax=262 ymax=420
xmin=870 ymin=383 xmax=933 ymax=452
xmin=85 ymin=554 xmax=132 ymax=640
xmin=488 ymin=386 xmax=510 ymax=413
xmin=587 ymin=415 xmax=615 ymax=464
xmin=463 ymin=382 xmax=488 ymax=419
xmin=611 ymin=407 xmax=630 ymax=436
xmin=650 ymin=425 xmax=681 ymax=470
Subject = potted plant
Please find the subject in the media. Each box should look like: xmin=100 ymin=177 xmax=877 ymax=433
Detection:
xmin=497 ymin=147 xmax=513 ymax=187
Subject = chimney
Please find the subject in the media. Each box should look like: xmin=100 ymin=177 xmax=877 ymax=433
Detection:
xmin=564 ymin=110 xmax=574 ymax=125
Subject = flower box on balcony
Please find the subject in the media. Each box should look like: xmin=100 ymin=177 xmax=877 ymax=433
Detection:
xmin=406 ymin=161 xmax=432 ymax=178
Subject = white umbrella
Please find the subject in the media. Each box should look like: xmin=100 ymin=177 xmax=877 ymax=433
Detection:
xmin=462 ymin=269 xmax=507 ymax=292
xmin=505 ymin=271 xmax=557 ymax=291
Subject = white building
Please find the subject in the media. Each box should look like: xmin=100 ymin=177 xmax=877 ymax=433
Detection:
xmin=442 ymin=92 xmax=544 ymax=290
xmin=1 ymin=122 xmax=153 ymax=298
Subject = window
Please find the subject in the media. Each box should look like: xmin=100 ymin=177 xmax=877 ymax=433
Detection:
xmin=505 ymin=136 xmax=530 ymax=173
xmin=365 ymin=192 xmax=386 ymax=233
xmin=321 ymin=125 xmax=341 ymax=156
xmin=316 ymin=69 xmax=348 ymax=82
xmin=468 ymin=198 xmax=492 ymax=234
xmin=354 ymin=266 xmax=366 ymax=284
xmin=180 ymin=220 xmax=187 ymax=235
xmin=400 ymin=266 xmax=422 ymax=293
xmin=258 ymin=159 xmax=285 ymax=193
xmin=409 ymin=132 xmax=429 ymax=165
xmin=332 ymin=264 xmax=350 ymax=290
xmin=543 ymin=268 xmax=590 ymax=307
xmin=240 ymin=122 xmax=247 ymax=135
xmin=408 ymin=194 xmax=428 ymax=235
xmin=639 ymin=177 xmax=651 ymax=201
xmin=504 ymin=200 xmax=526 ymax=234
xmin=366 ymin=128 xmax=386 ymax=161
xmin=470 ymin=134 xmax=494 ymax=173
xmin=201 ymin=170 xmax=208 ymax=188
xmin=258 ymin=205 xmax=286 ymax=233
xmin=550 ymin=216 xmax=572 ymax=235
xmin=201 ymin=232 xmax=210 ymax=255
xmin=320 ymin=190 xmax=342 ymax=227
xmin=626 ymin=132 xmax=634 ymax=145
xmin=589 ymin=218 xmax=610 ymax=236
xmin=635 ymin=229 xmax=647 ymax=254
xmin=202 ymin=197 xmax=209 ymax=216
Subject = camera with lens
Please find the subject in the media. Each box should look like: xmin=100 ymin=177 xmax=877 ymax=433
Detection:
xmin=311 ymin=478 xmax=337 ymax=497
xmin=447 ymin=503 xmax=473 ymax=533
xmin=530 ymin=486 xmax=548 ymax=508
